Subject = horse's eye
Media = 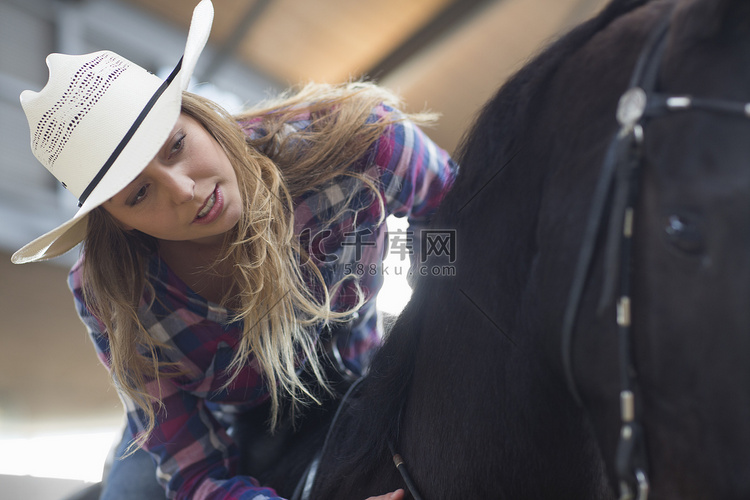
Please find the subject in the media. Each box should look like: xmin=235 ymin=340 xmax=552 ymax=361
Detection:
xmin=664 ymin=215 xmax=705 ymax=255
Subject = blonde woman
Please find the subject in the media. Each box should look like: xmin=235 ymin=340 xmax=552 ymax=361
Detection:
xmin=15 ymin=1 xmax=457 ymax=499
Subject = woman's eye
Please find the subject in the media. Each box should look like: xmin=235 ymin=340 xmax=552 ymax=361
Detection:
xmin=128 ymin=185 xmax=149 ymax=206
xmin=170 ymin=134 xmax=186 ymax=157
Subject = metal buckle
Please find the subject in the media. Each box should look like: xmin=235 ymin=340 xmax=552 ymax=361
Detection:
xmin=635 ymin=469 xmax=650 ymax=500
xmin=617 ymin=87 xmax=648 ymax=131
xmin=618 ymin=469 xmax=649 ymax=500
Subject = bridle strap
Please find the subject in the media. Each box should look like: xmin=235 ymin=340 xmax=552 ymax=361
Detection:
xmin=560 ymin=14 xmax=672 ymax=500
xmin=560 ymin=14 xmax=671 ymax=408
xmin=646 ymin=94 xmax=750 ymax=118
xmin=560 ymin=128 xmax=626 ymax=405
xmin=610 ymin=18 xmax=673 ymax=500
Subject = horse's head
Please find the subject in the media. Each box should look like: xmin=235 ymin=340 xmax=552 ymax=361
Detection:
xmin=574 ymin=0 xmax=750 ymax=497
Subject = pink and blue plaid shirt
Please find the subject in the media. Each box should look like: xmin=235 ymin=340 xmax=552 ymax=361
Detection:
xmin=68 ymin=103 xmax=457 ymax=499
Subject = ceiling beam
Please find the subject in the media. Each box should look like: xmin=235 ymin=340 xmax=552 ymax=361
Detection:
xmin=199 ymin=0 xmax=273 ymax=82
xmin=365 ymin=0 xmax=499 ymax=81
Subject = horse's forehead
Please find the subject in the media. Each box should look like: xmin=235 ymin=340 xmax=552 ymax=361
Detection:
xmin=663 ymin=0 xmax=750 ymax=75
xmin=644 ymin=110 xmax=750 ymax=205
xmin=668 ymin=0 xmax=749 ymax=41
xmin=592 ymin=0 xmax=671 ymax=48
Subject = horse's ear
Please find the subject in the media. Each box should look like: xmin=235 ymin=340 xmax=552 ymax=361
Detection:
xmin=671 ymin=0 xmax=750 ymax=40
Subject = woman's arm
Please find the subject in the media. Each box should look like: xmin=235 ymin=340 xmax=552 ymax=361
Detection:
xmin=376 ymin=106 xmax=459 ymax=223
xmin=68 ymin=261 xmax=285 ymax=500
xmin=375 ymin=104 xmax=459 ymax=272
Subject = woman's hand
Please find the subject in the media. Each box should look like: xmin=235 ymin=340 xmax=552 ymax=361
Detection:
xmin=365 ymin=488 xmax=404 ymax=500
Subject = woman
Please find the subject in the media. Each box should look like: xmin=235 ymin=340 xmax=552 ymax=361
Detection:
xmin=14 ymin=1 xmax=457 ymax=499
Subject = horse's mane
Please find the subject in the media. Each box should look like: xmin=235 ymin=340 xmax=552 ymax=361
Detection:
xmin=321 ymin=0 xmax=655 ymax=481
xmin=448 ymin=0 xmax=651 ymax=218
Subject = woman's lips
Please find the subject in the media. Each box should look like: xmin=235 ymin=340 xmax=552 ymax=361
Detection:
xmin=196 ymin=191 xmax=216 ymax=218
xmin=193 ymin=186 xmax=223 ymax=224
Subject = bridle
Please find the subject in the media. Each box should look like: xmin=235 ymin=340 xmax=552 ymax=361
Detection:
xmin=560 ymin=10 xmax=750 ymax=500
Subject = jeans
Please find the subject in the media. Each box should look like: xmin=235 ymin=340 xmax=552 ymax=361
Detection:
xmin=99 ymin=427 xmax=166 ymax=500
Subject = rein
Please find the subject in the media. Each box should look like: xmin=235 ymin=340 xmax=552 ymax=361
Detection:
xmin=293 ymin=375 xmax=424 ymax=500
xmin=293 ymin=376 xmax=365 ymax=500
xmin=561 ymin=11 xmax=750 ymax=500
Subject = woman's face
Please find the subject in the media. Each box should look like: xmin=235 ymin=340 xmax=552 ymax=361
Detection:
xmin=104 ymin=113 xmax=242 ymax=246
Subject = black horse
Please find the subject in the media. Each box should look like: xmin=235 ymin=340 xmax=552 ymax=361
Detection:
xmin=268 ymin=0 xmax=750 ymax=499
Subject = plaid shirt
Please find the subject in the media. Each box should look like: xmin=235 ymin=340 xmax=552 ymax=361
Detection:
xmin=69 ymin=103 xmax=457 ymax=499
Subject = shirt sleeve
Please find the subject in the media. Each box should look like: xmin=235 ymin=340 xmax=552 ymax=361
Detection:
xmin=67 ymin=260 xmax=285 ymax=500
xmin=375 ymin=104 xmax=459 ymax=268
xmin=123 ymin=373 xmax=281 ymax=500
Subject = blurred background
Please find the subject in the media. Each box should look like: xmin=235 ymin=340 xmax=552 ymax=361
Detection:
xmin=0 ymin=0 xmax=607 ymax=497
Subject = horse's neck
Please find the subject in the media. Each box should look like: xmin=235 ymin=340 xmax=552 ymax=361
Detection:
xmin=393 ymin=289 xmax=611 ymax=498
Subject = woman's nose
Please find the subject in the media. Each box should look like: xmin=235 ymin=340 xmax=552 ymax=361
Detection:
xmin=152 ymin=163 xmax=195 ymax=204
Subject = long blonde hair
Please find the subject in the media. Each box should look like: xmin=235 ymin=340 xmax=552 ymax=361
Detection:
xmin=81 ymin=82 xmax=423 ymax=445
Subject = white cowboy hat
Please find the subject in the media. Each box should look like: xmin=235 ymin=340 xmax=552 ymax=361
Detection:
xmin=12 ymin=0 xmax=214 ymax=264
